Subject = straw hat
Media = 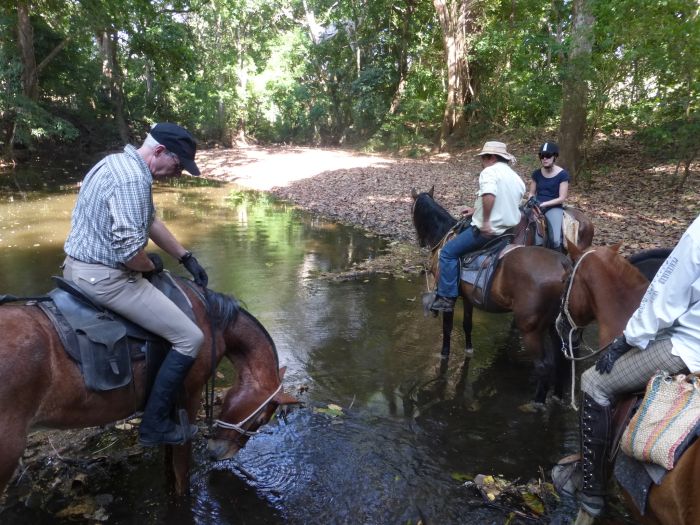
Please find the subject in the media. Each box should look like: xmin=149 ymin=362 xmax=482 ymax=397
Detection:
xmin=475 ymin=141 xmax=515 ymax=162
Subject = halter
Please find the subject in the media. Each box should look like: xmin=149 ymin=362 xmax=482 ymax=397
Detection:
xmin=213 ymin=383 xmax=283 ymax=437
xmin=557 ymin=248 xmax=618 ymax=410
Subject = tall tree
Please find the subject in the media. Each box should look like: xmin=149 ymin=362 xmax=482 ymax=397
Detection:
xmin=96 ymin=30 xmax=129 ymax=143
xmin=433 ymin=0 xmax=476 ymax=149
xmin=558 ymin=0 xmax=594 ymax=183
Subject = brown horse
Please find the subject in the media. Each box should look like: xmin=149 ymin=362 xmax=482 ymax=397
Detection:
xmin=411 ymin=188 xmax=574 ymax=405
xmin=558 ymin=242 xmax=696 ymax=525
xmin=0 ymin=277 xmax=298 ymax=497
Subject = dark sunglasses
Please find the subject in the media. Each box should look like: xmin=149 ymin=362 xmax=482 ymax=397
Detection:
xmin=539 ymin=153 xmax=555 ymax=159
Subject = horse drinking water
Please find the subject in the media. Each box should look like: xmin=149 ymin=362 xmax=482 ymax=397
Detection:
xmin=0 ymin=276 xmax=298 ymax=497
xmin=411 ymin=188 xmax=578 ymax=405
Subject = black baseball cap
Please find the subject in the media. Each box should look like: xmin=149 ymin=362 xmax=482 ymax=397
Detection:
xmin=150 ymin=123 xmax=201 ymax=176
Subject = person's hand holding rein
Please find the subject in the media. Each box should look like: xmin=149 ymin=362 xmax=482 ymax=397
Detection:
xmin=179 ymin=251 xmax=208 ymax=287
xmin=595 ymin=336 xmax=632 ymax=374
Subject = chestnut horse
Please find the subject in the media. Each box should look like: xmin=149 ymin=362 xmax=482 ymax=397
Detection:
xmin=558 ymin=242 xmax=696 ymax=525
xmin=0 ymin=276 xmax=298 ymax=497
xmin=411 ymin=188 xmax=574 ymax=405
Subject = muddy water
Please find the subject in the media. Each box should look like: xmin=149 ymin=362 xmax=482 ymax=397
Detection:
xmin=0 ymin=167 xmax=610 ymax=524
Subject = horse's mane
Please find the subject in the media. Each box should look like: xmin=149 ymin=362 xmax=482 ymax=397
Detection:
xmin=594 ymin=247 xmax=649 ymax=286
xmin=204 ymin=288 xmax=241 ymax=328
xmin=203 ymin=288 xmax=280 ymax=369
xmin=413 ymin=192 xmax=457 ymax=248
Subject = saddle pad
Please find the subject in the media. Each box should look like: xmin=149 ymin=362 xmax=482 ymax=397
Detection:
xmin=562 ymin=210 xmax=579 ymax=246
xmin=460 ymin=237 xmax=516 ymax=309
xmin=621 ymin=372 xmax=700 ymax=470
xmin=37 ymin=270 xmax=195 ymax=392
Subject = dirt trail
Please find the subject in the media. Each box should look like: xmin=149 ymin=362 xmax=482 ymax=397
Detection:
xmin=197 ymin=143 xmax=698 ymax=275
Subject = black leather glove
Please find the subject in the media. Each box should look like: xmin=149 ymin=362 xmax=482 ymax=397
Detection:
xmin=595 ymin=335 xmax=632 ymax=374
xmin=142 ymin=253 xmax=164 ymax=280
xmin=180 ymin=251 xmax=208 ymax=287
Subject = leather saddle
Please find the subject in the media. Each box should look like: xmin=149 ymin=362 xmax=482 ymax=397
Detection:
xmin=37 ymin=272 xmax=195 ymax=393
xmin=459 ymin=235 xmax=517 ymax=310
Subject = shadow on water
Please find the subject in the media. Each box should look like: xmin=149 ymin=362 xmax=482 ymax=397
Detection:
xmin=0 ymin=170 xmax=631 ymax=524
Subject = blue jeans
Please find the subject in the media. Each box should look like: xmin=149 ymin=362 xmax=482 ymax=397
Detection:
xmin=437 ymin=226 xmax=491 ymax=298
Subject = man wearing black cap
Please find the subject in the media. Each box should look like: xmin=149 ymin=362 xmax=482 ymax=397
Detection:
xmin=62 ymin=123 xmax=207 ymax=446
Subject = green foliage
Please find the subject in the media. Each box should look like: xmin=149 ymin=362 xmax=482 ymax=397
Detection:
xmin=1 ymin=0 xmax=697 ymax=158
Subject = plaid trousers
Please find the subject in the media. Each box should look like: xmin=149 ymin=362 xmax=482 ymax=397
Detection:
xmin=581 ymin=338 xmax=688 ymax=406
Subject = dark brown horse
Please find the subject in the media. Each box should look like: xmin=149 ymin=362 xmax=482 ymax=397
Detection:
xmin=0 ymin=277 xmax=298 ymax=497
xmin=557 ymin=242 xmax=696 ymax=525
xmin=411 ymin=188 xmax=574 ymax=405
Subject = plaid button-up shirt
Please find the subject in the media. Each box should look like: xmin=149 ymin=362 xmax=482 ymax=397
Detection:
xmin=65 ymin=145 xmax=155 ymax=268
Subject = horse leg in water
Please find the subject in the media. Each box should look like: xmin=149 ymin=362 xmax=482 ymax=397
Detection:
xmin=441 ymin=311 xmax=454 ymax=357
xmin=549 ymin=324 xmax=568 ymax=401
xmin=440 ymin=298 xmax=474 ymax=357
xmin=463 ymin=298 xmax=474 ymax=355
xmin=165 ymin=386 xmax=204 ymax=495
xmin=165 ymin=442 xmax=192 ymax=496
xmin=521 ymin=327 xmax=551 ymax=406
xmin=0 ymin=417 xmax=27 ymax=493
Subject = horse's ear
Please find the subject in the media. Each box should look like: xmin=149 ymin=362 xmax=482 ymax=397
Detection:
xmin=428 ymin=185 xmax=434 ymax=198
xmin=278 ymin=366 xmax=287 ymax=380
xmin=566 ymin=238 xmax=582 ymax=261
xmin=411 ymin=188 xmax=419 ymax=200
xmin=275 ymin=392 xmax=300 ymax=406
xmin=610 ymin=242 xmax=622 ymax=253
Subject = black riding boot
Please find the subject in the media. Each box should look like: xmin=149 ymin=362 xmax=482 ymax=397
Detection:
xmin=579 ymin=392 xmax=612 ymax=516
xmin=138 ymin=351 xmax=198 ymax=447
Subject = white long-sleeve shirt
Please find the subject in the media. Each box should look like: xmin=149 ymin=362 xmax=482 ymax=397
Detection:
xmin=624 ymin=213 xmax=700 ymax=372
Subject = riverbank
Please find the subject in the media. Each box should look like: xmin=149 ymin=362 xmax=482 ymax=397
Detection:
xmin=196 ymin=140 xmax=699 ymax=276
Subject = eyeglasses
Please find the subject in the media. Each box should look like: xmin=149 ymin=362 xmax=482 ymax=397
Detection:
xmin=539 ymin=153 xmax=555 ymax=159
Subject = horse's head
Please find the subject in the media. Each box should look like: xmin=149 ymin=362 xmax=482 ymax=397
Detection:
xmin=559 ymin=240 xmax=649 ymax=348
xmin=207 ymin=366 xmax=299 ymax=460
xmin=410 ymin=186 xmax=457 ymax=249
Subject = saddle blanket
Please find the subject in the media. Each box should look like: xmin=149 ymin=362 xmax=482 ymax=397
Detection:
xmin=614 ymin=372 xmax=700 ymax=515
xmin=562 ymin=210 xmax=579 ymax=246
xmin=37 ymin=271 xmax=194 ymax=392
xmin=615 ymin=423 xmax=700 ymax=515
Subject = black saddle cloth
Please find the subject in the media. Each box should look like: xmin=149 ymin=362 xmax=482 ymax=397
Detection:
xmin=38 ymin=272 xmax=195 ymax=392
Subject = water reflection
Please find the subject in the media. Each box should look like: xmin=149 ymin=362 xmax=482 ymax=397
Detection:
xmin=0 ymin=172 xmax=592 ymax=524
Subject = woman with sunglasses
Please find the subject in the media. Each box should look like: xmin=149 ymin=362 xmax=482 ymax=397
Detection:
xmin=528 ymin=141 xmax=569 ymax=251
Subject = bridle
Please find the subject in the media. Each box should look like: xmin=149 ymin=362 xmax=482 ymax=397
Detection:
xmin=179 ymin=281 xmax=284 ymax=443
xmin=556 ymin=248 xmax=603 ymax=410
xmin=213 ymin=383 xmax=283 ymax=439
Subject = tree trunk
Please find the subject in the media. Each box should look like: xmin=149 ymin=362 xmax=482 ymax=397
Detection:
xmin=17 ymin=0 xmax=38 ymax=100
xmin=558 ymin=0 xmax=594 ymax=184
xmin=389 ymin=0 xmax=415 ymax=115
xmin=97 ymin=31 xmax=130 ymax=144
xmin=433 ymin=0 xmax=475 ymax=150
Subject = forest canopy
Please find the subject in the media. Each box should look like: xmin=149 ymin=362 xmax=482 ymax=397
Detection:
xmin=1 ymin=0 xmax=698 ymax=181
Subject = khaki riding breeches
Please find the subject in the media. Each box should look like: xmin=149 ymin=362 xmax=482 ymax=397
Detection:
xmin=63 ymin=257 xmax=203 ymax=357
xmin=581 ymin=338 xmax=687 ymax=406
